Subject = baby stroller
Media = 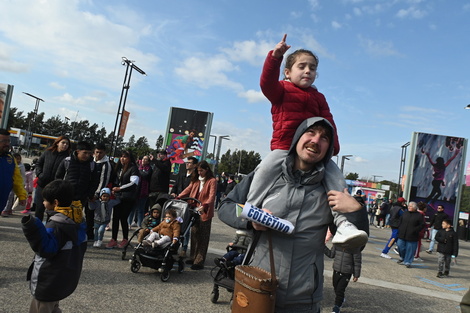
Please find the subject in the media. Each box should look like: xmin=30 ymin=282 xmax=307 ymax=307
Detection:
xmin=124 ymin=196 xmax=201 ymax=282
xmin=210 ymin=230 xmax=255 ymax=303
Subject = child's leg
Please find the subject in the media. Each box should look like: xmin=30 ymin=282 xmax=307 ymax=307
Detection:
xmin=247 ymin=150 xmax=286 ymax=207
xmin=333 ymin=271 xmax=352 ymax=307
xmin=437 ymin=252 xmax=444 ymax=273
xmin=322 ymin=161 xmax=348 ymax=227
xmin=155 ymin=235 xmax=171 ymax=246
xmin=444 ymin=254 xmax=452 ymax=274
xmin=93 ymin=222 xmax=100 ymax=241
xmin=147 ymin=232 xmax=158 ymax=242
xmin=98 ymin=223 xmax=107 ymax=241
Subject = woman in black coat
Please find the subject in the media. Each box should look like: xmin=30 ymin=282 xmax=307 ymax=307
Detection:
xmin=34 ymin=136 xmax=71 ymax=221
xmin=106 ymin=150 xmax=140 ymax=249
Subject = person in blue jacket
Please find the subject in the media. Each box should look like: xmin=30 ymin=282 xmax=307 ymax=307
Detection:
xmin=22 ymin=179 xmax=87 ymax=313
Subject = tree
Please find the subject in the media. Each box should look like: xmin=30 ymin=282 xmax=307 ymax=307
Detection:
xmin=218 ymin=149 xmax=261 ymax=174
xmin=156 ymin=135 xmax=164 ymax=150
xmin=345 ymin=172 xmax=359 ymax=180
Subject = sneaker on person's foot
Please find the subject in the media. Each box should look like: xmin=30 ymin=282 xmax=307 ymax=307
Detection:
xmin=397 ymin=259 xmax=404 ymax=265
xmin=106 ymin=239 xmax=118 ymax=249
xmin=331 ymin=222 xmax=368 ymax=248
xmin=425 ymin=250 xmax=432 ymax=254
xmin=93 ymin=241 xmax=99 ymax=247
xmin=1 ymin=211 xmax=9 ymax=217
xmin=96 ymin=240 xmax=102 ymax=247
xmin=117 ymin=239 xmax=128 ymax=249
xmin=332 ymin=305 xmax=341 ymax=313
xmin=437 ymin=272 xmax=443 ymax=278
xmin=21 ymin=208 xmax=31 ymax=214
xmin=414 ymin=257 xmax=423 ymax=262
xmin=380 ymin=253 xmax=392 ymax=259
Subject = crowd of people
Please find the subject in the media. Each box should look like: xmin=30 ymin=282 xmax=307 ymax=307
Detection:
xmin=1 ymin=32 xmax=469 ymax=313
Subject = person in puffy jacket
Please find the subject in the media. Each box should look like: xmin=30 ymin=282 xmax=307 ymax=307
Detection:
xmin=324 ymin=243 xmax=362 ymax=313
xmin=22 ymin=179 xmax=86 ymax=313
xmin=435 ymin=219 xmax=459 ymax=278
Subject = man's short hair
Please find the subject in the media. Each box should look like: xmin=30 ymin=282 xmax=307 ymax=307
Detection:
xmin=94 ymin=143 xmax=107 ymax=151
xmin=307 ymin=121 xmax=333 ymax=143
xmin=42 ymin=179 xmax=74 ymax=207
xmin=76 ymin=141 xmax=92 ymax=151
xmin=187 ymin=156 xmax=198 ymax=164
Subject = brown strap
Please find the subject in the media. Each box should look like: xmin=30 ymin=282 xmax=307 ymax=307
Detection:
xmin=267 ymin=230 xmax=277 ymax=288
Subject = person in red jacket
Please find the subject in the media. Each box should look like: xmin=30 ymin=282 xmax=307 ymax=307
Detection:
xmin=247 ymin=34 xmax=367 ymax=249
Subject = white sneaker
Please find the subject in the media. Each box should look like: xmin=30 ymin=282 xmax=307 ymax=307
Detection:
xmin=331 ymin=222 xmax=368 ymax=248
xmin=93 ymin=241 xmax=99 ymax=247
xmin=380 ymin=253 xmax=392 ymax=259
xmin=96 ymin=240 xmax=102 ymax=247
xmin=414 ymin=257 xmax=423 ymax=262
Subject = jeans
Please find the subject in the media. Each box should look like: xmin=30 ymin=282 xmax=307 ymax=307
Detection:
xmin=397 ymin=239 xmax=418 ymax=265
xmin=382 ymin=228 xmax=399 ymax=254
xmin=128 ymin=197 xmax=148 ymax=227
xmin=428 ymin=228 xmax=438 ymax=251
xmin=94 ymin=222 xmax=107 ymax=241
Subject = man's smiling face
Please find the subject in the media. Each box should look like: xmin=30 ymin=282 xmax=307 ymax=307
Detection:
xmin=294 ymin=124 xmax=331 ymax=172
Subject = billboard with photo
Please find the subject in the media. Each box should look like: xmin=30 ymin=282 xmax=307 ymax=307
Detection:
xmin=165 ymin=107 xmax=213 ymax=175
xmin=0 ymin=84 xmax=14 ymax=129
xmin=403 ymin=132 xmax=467 ymax=224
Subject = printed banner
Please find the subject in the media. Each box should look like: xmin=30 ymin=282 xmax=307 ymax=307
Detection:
xmin=236 ymin=202 xmax=294 ymax=234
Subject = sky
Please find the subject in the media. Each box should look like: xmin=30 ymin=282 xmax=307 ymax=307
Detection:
xmin=1 ymin=0 xmax=470 ymax=183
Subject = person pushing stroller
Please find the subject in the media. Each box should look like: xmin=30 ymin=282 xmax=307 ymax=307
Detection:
xmin=142 ymin=209 xmax=181 ymax=249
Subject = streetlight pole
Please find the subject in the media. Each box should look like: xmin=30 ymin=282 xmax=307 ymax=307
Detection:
xmin=22 ymin=92 xmax=44 ymax=155
xmin=111 ymin=57 xmax=146 ymax=156
xmin=214 ymin=135 xmax=230 ymax=176
xmin=340 ymin=155 xmax=353 ymax=173
xmin=372 ymin=175 xmax=383 ymax=183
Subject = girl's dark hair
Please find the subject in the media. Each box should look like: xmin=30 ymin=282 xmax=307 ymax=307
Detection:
xmin=47 ymin=136 xmax=71 ymax=153
xmin=115 ymin=150 xmax=137 ymax=179
xmin=42 ymin=179 xmax=74 ymax=207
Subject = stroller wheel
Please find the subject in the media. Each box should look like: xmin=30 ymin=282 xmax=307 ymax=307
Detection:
xmin=210 ymin=290 xmax=219 ymax=303
xmin=130 ymin=260 xmax=141 ymax=273
xmin=121 ymin=250 xmax=127 ymax=260
xmin=178 ymin=259 xmax=184 ymax=273
xmin=160 ymin=269 xmax=170 ymax=282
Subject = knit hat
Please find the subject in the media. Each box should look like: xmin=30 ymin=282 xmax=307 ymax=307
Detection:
xmin=397 ymin=197 xmax=406 ymax=203
xmin=100 ymin=187 xmax=111 ymax=197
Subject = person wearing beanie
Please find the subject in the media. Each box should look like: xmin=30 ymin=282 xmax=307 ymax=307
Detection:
xmin=88 ymin=188 xmax=120 ymax=248
xmin=380 ymin=197 xmax=407 ymax=259
xmin=138 ymin=203 xmax=162 ymax=243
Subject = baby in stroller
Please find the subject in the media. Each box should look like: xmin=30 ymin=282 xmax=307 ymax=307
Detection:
xmin=214 ymin=229 xmax=252 ymax=268
xmin=137 ymin=204 xmax=162 ymax=243
xmin=142 ymin=209 xmax=181 ymax=249
xmin=210 ymin=229 xmax=253 ymax=303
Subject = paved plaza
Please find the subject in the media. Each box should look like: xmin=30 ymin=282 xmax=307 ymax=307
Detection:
xmin=1 ymin=210 xmax=468 ymax=312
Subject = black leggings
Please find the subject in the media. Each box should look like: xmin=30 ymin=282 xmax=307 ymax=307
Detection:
xmin=111 ymin=199 xmax=135 ymax=241
xmin=333 ymin=270 xmax=352 ymax=307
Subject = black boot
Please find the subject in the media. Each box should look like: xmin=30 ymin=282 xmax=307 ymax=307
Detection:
xmin=437 ymin=272 xmax=443 ymax=278
xmin=444 ymin=271 xmax=449 ymax=277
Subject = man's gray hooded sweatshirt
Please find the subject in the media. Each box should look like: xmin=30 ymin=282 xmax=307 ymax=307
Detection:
xmin=218 ymin=117 xmax=336 ymax=308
